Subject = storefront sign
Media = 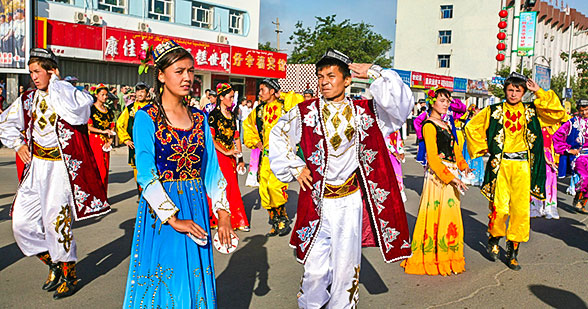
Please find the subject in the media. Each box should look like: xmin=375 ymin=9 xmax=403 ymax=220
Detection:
xmin=104 ymin=27 xmax=231 ymax=73
xmin=467 ymin=79 xmax=489 ymax=95
xmin=534 ymin=64 xmax=551 ymax=91
xmin=517 ymin=11 xmax=537 ymax=57
xmin=491 ymin=76 xmax=506 ymax=85
xmin=230 ymin=46 xmax=287 ymax=78
xmin=411 ymin=71 xmax=425 ymax=88
xmin=392 ymin=69 xmax=411 ymax=86
xmin=453 ymin=78 xmax=467 ymax=93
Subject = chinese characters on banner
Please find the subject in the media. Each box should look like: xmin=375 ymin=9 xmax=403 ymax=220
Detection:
xmin=230 ymin=46 xmax=287 ymax=79
xmin=103 ymin=27 xmax=231 ymax=73
xmin=517 ymin=11 xmax=537 ymax=56
xmin=103 ymin=27 xmax=288 ymax=78
xmin=411 ymin=72 xmax=453 ymax=91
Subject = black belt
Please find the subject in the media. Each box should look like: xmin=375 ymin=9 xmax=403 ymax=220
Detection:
xmin=503 ymin=151 xmax=528 ymax=161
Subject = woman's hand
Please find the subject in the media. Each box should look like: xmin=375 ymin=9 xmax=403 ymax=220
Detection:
xmin=225 ymin=148 xmax=235 ymax=157
xmin=16 ymin=144 xmax=31 ymax=164
xmin=449 ymin=177 xmax=468 ymax=195
xmin=463 ymin=167 xmax=475 ymax=175
xmin=168 ymin=216 xmax=208 ymax=239
xmin=217 ymin=210 xmax=238 ymax=247
xmin=238 ymin=161 xmax=245 ymax=170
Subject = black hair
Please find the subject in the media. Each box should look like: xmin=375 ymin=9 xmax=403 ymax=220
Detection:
xmin=503 ymin=76 xmax=528 ymax=94
xmin=435 ymin=88 xmax=452 ymax=99
xmin=27 ymin=57 xmax=58 ymax=71
xmin=153 ymin=47 xmax=194 ymax=126
xmin=315 ymin=57 xmax=351 ymax=79
xmin=135 ymin=84 xmax=148 ymax=91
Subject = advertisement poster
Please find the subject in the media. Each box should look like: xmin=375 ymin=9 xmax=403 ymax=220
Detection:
xmin=534 ymin=64 xmax=551 ymax=91
xmin=517 ymin=11 xmax=537 ymax=57
xmin=0 ymin=0 xmax=30 ymax=72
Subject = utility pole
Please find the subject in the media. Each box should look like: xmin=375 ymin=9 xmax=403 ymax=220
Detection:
xmin=510 ymin=0 xmax=521 ymax=72
xmin=565 ymin=20 xmax=575 ymax=98
xmin=272 ymin=18 xmax=283 ymax=51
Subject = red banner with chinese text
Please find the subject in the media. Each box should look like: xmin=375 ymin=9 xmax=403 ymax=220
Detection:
xmin=411 ymin=71 xmax=425 ymax=88
xmin=103 ymin=27 xmax=231 ymax=73
xmin=230 ymin=46 xmax=287 ymax=79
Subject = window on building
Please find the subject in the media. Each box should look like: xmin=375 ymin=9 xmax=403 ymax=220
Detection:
xmin=98 ymin=0 xmax=125 ymax=14
xmin=229 ymin=10 xmax=244 ymax=34
xmin=439 ymin=30 xmax=452 ymax=44
xmin=438 ymin=55 xmax=451 ymax=68
xmin=50 ymin=0 xmax=73 ymax=3
xmin=148 ymin=0 xmax=173 ymax=22
xmin=192 ymin=2 xmax=213 ymax=29
xmin=441 ymin=5 xmax=453 ymax=19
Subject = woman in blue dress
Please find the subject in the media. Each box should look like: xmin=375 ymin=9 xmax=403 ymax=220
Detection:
xmin=123 ymin=40 xmax=236 ymax=308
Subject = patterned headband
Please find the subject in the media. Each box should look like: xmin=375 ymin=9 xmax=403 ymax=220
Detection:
xmin=425 ymin=86 xmax=445 ymax=105
xmin=217 ymin=83 xmax=232 ymax=96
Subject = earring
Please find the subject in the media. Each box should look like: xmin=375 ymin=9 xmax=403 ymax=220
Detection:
xmin=159 ymin=86 xmax=163 ymax=94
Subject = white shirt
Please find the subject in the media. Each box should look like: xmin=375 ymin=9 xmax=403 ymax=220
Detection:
xmin=32 ymin=91 xmax=58 ymax=148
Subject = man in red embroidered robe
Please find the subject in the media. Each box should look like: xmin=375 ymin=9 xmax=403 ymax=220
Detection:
xmin=269 ymin=49 xmax=413 ymax=308
xmin=0 ymin=48 xmax=109 ymax=299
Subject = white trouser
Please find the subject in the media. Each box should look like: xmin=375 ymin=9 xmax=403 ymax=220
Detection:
xmin=298 ymin=190 xmax=362 ymax=309
xmin=12 ymin=157 xmax=76 ymax=262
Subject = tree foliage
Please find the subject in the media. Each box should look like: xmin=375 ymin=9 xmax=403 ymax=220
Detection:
xmin=287 ymin=15 xmax=392 ymax=67
xmin=560 ymin=51 xmax=588 ymax=103
xmin=258 ymin=41 xmax=278 ymax=52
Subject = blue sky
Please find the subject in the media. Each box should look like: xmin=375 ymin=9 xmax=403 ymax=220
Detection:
xmin=258 ymin=0 xmax=397 ymax=55
xmin=566 ymin=0 xmax=588 ymax=16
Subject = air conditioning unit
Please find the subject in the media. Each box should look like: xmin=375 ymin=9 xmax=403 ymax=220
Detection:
xmin=73 ymin=11 xmax=87 ymax=23
xmin=90 ymin=14 xmax=102 ymax=26
xmin=217 ymin=34 xmax=228 ymax=44
xmin=138 ymin=22 xmax=149 ymax=32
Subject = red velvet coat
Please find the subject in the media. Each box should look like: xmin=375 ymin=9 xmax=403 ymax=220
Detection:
xmin=12 ymin=90 xmax=110 ymax=220
xmin=291 ymin=98 xmax=412 ymax=263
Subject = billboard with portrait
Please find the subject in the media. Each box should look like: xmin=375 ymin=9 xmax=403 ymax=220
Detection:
xmin=0 ymin=0 xmax=31 ymax=72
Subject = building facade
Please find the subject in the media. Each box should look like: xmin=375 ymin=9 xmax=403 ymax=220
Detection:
xmin=2 ymin=0 xmax=289 ymax=103
xmin=394 ymin=0 xmax=588 ymax=106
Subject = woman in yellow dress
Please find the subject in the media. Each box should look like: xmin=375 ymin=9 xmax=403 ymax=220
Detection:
xmin=401 ymin=87 xmax=471 ymax=276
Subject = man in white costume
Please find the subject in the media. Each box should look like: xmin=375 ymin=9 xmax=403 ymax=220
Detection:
xmin=269 ymin=49 xmax=413 ymax=308
xmin=0 ymin=48 xmax=109 ymax=299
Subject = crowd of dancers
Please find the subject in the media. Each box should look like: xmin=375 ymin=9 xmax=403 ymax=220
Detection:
xmin=1 ymin=41 xmax=585 ymax=308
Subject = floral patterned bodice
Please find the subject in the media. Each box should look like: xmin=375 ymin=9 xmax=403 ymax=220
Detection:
xmin=144 ymin=105 xmax=206 ymax=182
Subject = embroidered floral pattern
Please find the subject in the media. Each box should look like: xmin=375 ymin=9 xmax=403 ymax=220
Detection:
xmin=308 ymin=141 xmax=325 ymax=176
xmin=57 ymin=122 xmax=74 ymax=149
xmin=73 ymin=184 xmax=90 ymax=211
xmin=303 ymin=102 xmax=319 ymax=128
xmin=54 ymin=205 xmax=73 ymax=252
xmin=379 ymin=219 xmax=400 ymax=253
xmin=297 ymin=219 xmax=319 ymax=253
xmin=62 ymin=154 xmax=81 ymax=180
xmin=368 ymin=180 xmax=390 ymax=214
xmin=355 ymin=106 xmax=374 ymax=141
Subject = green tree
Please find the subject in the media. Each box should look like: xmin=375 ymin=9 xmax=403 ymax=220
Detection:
xmin=561 ymin=51 xmax=588 ymax=103
xmin=287 ymin=15 xmax=392 ymax=67
xmin=258 ymin=41 xmax=278 ymax=52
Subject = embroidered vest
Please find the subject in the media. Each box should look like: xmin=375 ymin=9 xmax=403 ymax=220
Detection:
xmin=482 ymin=102 xmax=546 ymax=201
xmin=13 ymin=90 xmax=110 ymax=220
xmin=291 ymin=98 xmax=411 ymax=264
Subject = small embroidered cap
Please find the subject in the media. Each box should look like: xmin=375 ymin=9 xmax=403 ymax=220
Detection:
xmin=152 ymin=40 xmax=183 ymax=66
xmin=30 ymin=48 xmax=58 ymax=64
xmin=303 ymin=89 xmax=314 ymax=96
xmin=216 ymin=83 xmax=233 ymax=96
xmin=507 ymin=72 xmax=529 ymax=82
xmin=95 ymin=83 xmax=108 ymax=92
xmin=318 ymin=48 xmax=353 ymax=65
xmin=577 ymin=99 xmax=588 ymax=107
xmin=64 ymin=76 xmax=78 ymax=82
xmin=261 ymin=78 xmax=280 ymax=91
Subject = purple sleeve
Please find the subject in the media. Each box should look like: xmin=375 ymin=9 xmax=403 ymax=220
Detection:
xmin=450 ymin=98 xmax=467 ymax=120
xmin=414 ymin=112 xmax=427 ymax=140
xmin=553 ymin=121 xmax=572 ymax=154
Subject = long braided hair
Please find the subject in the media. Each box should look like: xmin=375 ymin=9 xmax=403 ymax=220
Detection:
xmin=152 ymin=48 xmax=194 ymax=126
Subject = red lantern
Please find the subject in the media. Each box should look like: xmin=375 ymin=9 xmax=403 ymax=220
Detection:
xmin=497 ymin=32 xmax=507 ymax=40
xmin=499 ymin=10 xmax=508 ymax=18
xmin=497 ymin=43 xmax=506 ymax=50
xmin=496 ymin=53 xmax=506 ymax=61
xmin=498 ymin=21 xmax=508 ymax=29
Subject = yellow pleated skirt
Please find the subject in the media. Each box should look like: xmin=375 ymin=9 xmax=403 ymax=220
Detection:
xmin=401 ymin=162 xmax=465 ymax=276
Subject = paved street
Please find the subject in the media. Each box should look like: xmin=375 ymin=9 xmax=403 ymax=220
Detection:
xmin=1 ymin=136 xmax=588 ymax=308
